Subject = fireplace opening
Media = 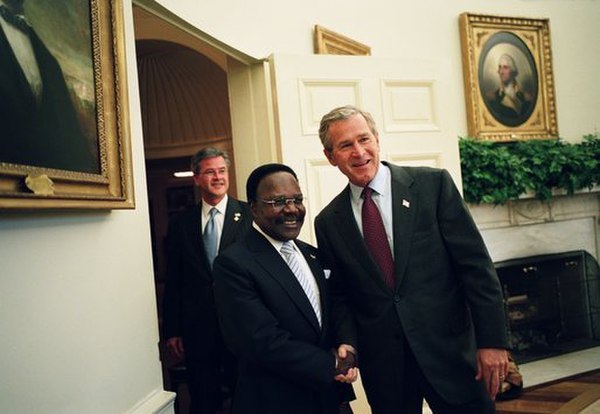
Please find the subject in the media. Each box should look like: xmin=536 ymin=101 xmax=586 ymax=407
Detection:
xmin=494 ymin=250 xmax=600 ymax=364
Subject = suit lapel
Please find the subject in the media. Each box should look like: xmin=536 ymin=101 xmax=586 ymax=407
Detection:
xmin=386 ymin=162 xmax=417 ymax=288
xmin=331 ymin=186 xmax=391 ymax=292
xmin=183 ymin=204 xmax=212 ymax=274
xmin=189 ymin=198 xmax=248 ymax=276
xmin=297 ymin=241 xmax=328 ymax=336
xmin=248 ymin=231 xmax=322 ymax=333
xmin=329 ymin=164 xmax=418 ymax=291
xmin=220 ymin=198 xmax=247 ymax=250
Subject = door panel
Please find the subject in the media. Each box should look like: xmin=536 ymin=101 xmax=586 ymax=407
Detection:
xmin=269 ymin=53 xmax=462 ymax=244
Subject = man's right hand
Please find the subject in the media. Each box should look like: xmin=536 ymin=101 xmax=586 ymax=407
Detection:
xmin=334 ymin=344 xmax=358 ymax=383
xmin=166 ymin=337 xmax=185 ymax=359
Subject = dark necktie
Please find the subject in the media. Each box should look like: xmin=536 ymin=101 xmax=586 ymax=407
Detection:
xmin=281 ymin=241 xmax=322 ymax=326
xmin=361 ymin=187 xmax=395 ymax=290
xmin=0 ymin=5 xmax=31 ymax=33
xmin=203 ymin=207 xmax=218 ymax=268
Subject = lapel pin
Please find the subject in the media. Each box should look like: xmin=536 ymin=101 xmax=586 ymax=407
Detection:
xmin=402 ymin=199 xmax=410 ymax=208
xmin=309 ymin=254 xmax=316 ymax=259
xmin=234 ymin=213 xmax=241 ymax=221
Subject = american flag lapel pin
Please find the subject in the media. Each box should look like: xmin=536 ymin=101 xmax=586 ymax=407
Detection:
xmin=402 ymin=199 xmax=410 ymax=208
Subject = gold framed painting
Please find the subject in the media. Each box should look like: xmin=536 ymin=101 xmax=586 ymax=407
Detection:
xmin=0 ymin=0 xmax=134 ymax=210
xmin=459 ymin=13 xmax=558 ymax=141
xmin=313 ymin=25 xmax=371 ymax=56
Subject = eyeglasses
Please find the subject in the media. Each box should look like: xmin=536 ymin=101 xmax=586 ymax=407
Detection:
xmin=197 ymin=167 xmax=227 ymax=177
xmin=260 ymin=196 xmax=304 ymax=210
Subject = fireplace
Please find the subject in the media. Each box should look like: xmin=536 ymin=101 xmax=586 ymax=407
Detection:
xmin=495 ymin=250 xmax=600 ymax=364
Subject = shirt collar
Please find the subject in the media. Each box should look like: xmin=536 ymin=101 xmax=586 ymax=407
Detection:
xmin=252 ymin=222 xmax=297 ymax=254
xmin=202 ymin=195 xmax=228 ymax=216
xmin=349 ymin=162 xmax=389 ymax=201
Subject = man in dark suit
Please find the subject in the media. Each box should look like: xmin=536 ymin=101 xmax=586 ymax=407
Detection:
xmin=163 ymin=147 xmax=252 ymax=414
xmin=213 ymin=163 xmax=356 ymax=414
xmin=314 ymin=105 xmax=509 ymax=414
xmin=0 ymin=0 xmax=97 ymax=172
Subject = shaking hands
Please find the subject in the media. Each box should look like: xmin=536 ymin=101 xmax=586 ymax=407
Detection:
xmin=334 ymin=344 xmax=358 ymax=383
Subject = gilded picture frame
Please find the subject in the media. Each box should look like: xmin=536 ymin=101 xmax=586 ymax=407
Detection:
xmin=0 ymin=0 xmax=134 ymax=210
xmin=459 ymin=13 xmax=558 ymax=141
xmin=313 ymin=25 xmax=371 ymax=56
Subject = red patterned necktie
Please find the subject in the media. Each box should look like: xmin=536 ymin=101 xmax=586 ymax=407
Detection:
xmin=361 ymin=187 xmax=395 ymax=290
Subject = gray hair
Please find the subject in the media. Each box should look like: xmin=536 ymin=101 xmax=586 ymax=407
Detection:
xmin=190 ymin=147 xmax=231 ymax=174
xmin=498 ymin=54 xmax=518 ymax=77
xmin=318 ymin=105 xmax=378 ymax=152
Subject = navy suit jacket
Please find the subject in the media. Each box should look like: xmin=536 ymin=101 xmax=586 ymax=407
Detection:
xmin=213 ymin=228 xmax=352 ymax=414
xmin=315 ymin=163 xmax=508 ymax=410
xmin=162 ymin=198 xmax=252 ymax=355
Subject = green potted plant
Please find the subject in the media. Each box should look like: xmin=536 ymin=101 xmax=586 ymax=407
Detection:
xmin=459 ymin=134 xmax=600 ymax=205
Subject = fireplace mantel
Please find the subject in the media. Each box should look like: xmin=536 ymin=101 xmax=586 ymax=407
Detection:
xmin=468 ymin=191 xmax=600 ymax=263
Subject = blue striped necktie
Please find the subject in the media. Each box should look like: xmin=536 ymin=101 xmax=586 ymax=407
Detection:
xmin=281 ymin=241 xmax=321 ymax=325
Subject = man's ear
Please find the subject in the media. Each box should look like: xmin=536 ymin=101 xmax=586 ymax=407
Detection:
xmin=192 ymin=173 xmax=201 ymax=187
xmin=323 ymin=148 xmax=337 ymax=166
xmin=249 ymin=200 xmax=258 ymax=217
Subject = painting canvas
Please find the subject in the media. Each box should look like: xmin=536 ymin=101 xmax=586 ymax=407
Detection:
xmin=459 ymin=13 xmax=558 ymax=141
xmin=0 ymin=0 xmax=134 ymax=209
xmin=0 ymin=0 xmax=98 ymax=172
xmin=479 ymin=31 xmax=538 ymax=128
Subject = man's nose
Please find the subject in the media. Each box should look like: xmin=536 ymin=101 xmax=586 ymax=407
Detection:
xmin=350 ymin=141 xmax=366 ymax=156
xmin=282 ymin=200 xmax=299 ymax=212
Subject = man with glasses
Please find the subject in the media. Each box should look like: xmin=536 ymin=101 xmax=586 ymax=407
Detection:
xmin=163 ymin=147 xmax=252 ymax=414
xmin=213 ymin=163 xmax=357 ymax=414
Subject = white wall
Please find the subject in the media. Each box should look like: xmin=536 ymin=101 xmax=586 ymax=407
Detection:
xmin=157 ymin=0 xmax=600 ymax=143
xmin=0 ymin=2 xmax=170 ymax=413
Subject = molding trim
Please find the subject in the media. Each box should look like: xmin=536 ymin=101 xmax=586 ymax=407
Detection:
xmin=313 ymin=25 xmax=371 ymax=55
xmin=126 ymin=389 xmax=176 ymax=414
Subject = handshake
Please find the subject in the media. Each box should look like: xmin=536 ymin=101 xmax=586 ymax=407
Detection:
xmin=334 ymin=347 xmax=358 ymax=376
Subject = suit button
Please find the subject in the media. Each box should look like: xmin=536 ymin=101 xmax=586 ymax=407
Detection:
xmin=393 ymin=294 xmax=401 ymax=303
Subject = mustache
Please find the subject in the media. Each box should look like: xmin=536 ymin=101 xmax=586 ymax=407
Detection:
xmin=276 ymin=214 xmax=304 ymax=224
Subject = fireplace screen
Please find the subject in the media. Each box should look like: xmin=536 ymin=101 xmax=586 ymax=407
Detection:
xmin=495 ymin=250 xmax=600 ymax=363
